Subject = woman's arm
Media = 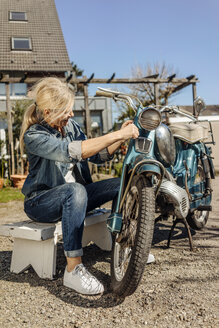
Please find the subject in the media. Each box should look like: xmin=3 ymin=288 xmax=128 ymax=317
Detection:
xmin=81 ymin=122 xmax=138 ymax=159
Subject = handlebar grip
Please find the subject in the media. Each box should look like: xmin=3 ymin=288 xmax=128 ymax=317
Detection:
xmin=95 ymin=90 xmax=114 ymax=98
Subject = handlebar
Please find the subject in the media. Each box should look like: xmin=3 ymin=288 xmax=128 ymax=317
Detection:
xmin=96 ymin=88 xmax=198 ymax=122
xmin=161 ymin=105 xmax=197 ymax=122
xmin=95 ymin=87 xmax=138 ymax=111
xmin=95 ymin=90 xmax=114 ymax=98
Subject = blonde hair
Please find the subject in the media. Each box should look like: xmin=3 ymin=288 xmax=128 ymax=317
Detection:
xmin=20 ymin=77 xmax=74 ymax=153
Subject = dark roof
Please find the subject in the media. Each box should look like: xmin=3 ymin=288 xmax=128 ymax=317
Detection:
xmin=180 ymin=105 xmax=219 ymax=116
xmin=0 ymin=0 xmax=72 ymax=73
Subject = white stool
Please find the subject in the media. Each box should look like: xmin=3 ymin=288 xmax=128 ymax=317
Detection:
xmin=0 ymin=209 xmax=111 ymax=279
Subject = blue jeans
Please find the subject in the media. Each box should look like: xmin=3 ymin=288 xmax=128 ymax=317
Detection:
xmin=24 ymin=178 xmax=120 ymax=257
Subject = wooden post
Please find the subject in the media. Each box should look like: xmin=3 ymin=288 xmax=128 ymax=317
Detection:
xmin=192 ymin=83 xmax=197 ymax=116
xmin=84 ymin=84 xmax=91 ymax=138
xmin=154 ymin=83 xmax=159 ymax=105
xmin=5 ymin=82 xmax=15 ymax=175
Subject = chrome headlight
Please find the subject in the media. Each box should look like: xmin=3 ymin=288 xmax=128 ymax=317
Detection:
xmin=139 ymin=107 xmax=161 ymax=131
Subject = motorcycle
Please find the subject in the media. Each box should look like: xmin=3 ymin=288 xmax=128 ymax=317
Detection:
xmin=96 ymin=88 xmax=215 ymax=297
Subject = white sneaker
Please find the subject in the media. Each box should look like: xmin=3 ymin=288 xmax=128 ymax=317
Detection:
xmin=147 ymin=253 xmax=155 ymax=264
xmin=63 ymin=264 xmax=104 ymax=295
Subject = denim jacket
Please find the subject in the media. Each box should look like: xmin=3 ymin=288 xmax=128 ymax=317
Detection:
xmin=22 ymin=119 xmax=113 ymax=198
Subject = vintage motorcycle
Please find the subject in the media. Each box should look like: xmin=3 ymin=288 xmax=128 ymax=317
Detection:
xmin=96 ymin=88 xmax=215 ymax=297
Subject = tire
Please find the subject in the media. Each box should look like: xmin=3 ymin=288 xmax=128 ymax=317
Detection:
xmin=186 ymin=210 xmax=209 ymax=230
xmin=186 ymin=163 xmax=211 ymax=230
xmin=111 ymin=174 xmax=155 ymax=297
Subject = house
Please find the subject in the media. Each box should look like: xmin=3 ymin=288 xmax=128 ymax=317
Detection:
xmin=0 ymin=0 xmax=112 ymax=133
xmin=0 ymin=0 xmax=72 ymax=76
xmin=0 ymin=0 xmax=112 ymax=176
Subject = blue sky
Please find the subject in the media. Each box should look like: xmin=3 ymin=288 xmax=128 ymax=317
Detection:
xmin=55 ymin=0 xmax=219 ymax=107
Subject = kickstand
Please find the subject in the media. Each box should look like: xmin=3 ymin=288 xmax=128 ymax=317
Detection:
xmin=167 ymin=217 xmax=194 ymax=251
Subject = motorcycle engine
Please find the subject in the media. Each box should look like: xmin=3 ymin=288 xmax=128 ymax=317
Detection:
xmin=155 ymin=124 xmax=176 ymax=166
xmin=158 ymin=180 xmax=190 ymax=219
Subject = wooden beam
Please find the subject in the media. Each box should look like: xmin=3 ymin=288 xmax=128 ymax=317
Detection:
xmin=86 ymin=73 xmax=95 ymax=84
xmin=5 ymin=82 xmax=15 ymax=175
xmin=107 ymin=73 xmax=116 ymax=83
xmin=154 ymin=83 xmax=159 ymax=105
xmin=0 ymin=75 xmax=199 ymax=85
xmin=20 ymin=72 xmax=27 ymax=83
xmin=167 ymin=74 xmax=176 ymax=81
xmin=83 ymin=84 xmax=91 ymax=138
xmin=192 ymin=83 xmax=197 ymax=116
xmin=68 ymin=77 xmax=199 ymax=85
xmin=192 ymin=83 xmax=197 ymax=102
xmin=144 ymin=74 xmax=159 ymax=79
xmin=170 ymin=75 xmax=197 ymax=94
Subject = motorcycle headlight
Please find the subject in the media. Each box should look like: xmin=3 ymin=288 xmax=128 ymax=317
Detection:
xmin=139 ymin=107 xmax=161 ymax=131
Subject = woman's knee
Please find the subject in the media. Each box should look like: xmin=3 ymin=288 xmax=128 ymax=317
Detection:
xmin=65 ymin=183 xmax=87 ymax=206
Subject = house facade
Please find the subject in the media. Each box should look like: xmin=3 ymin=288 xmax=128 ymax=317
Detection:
xmin=0 ymin=0 xmax=112 ymax=134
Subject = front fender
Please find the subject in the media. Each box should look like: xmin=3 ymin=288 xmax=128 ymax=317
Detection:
xmin=129 ymin=155 xmax=164 ymax=178
xmin=136 ymin=163 xmax=162 ymax=176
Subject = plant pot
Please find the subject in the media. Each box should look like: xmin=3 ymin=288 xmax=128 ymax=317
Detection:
xmin=0 ymin=178 xmax=4 ymax=189
xmin=10 ymin=174 xmax=27 ymax=189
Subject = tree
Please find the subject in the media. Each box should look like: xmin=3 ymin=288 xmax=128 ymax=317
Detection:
xmin=12 ymin=99 xmax=32 ymax=174
xmin=118 ymin=63 xmax=180 ymax=122
xmin=13 ymin=99 xmax=32 ymax=143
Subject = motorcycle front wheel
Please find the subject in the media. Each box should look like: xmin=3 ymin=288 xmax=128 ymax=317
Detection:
xmin=111 ymin=174 xmax=155 ymax=297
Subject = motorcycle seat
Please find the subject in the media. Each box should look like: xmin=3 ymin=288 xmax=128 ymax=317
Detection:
xmin=169 ymin=122 xmax=209 ymax=144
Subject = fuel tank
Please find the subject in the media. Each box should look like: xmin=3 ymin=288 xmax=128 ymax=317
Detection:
xmin=155 ymin=123 xmax=176 ymax=166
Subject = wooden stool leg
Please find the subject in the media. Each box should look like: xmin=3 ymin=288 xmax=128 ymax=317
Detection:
xmin=10 ymin=238 xmax=57 ymax=279
xmin=82 ymin=222 xmax=112 ymax=251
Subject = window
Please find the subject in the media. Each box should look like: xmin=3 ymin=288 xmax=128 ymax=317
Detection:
xmin=73 ymin=112 xmax=85 ymax=132
xmin=73 ymin=111 xmax=103 ymax=136
xmin=9 ymin=11 xmax=27 ymax=21
xmin=11 ymin=37 xmax=32 ymax=51
xmin=0 ymin=83 xmax=27 ymax=96
xmin=0 ymin=84 xmax=6 ymax=96
xmin=13 ymin=83 xmax=27 ymax=96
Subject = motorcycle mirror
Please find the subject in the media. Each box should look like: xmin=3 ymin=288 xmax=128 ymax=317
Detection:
xmin=194 ymin=97 xmax=206 ymax=116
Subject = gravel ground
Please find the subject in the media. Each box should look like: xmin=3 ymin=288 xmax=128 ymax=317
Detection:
xmin=0 ymin=178 xmax=218 ymax=328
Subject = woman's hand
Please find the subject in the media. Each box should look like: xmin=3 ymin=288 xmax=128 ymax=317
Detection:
xmin=121 ymin=120 xmax=133 ymax=129
xmin=81 ymin=120 xmax=139 ymax=159
xmin=120 ymin=120 xmax=139 ymax=140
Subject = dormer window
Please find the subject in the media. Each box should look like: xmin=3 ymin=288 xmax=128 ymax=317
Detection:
xmin=9 ymin=11 xmax=27 ymax=21
xmin=11 ymin=37 xmax=32 ymax=51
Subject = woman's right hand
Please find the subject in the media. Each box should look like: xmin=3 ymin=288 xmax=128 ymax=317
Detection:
xmin=120 ymin=123 xmax=139 ymax=140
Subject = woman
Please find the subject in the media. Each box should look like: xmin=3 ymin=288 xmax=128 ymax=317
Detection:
xmin=20 ymin=77 xmax=139 ymax=295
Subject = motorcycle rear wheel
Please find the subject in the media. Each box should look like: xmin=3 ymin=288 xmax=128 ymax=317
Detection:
xmin=186 ymin=210 xmax=209 ymax=230
xmin=111 ymin=175 xmax=155 ymax=297
xmin=186 ymin=163 xmax=211 ymax=230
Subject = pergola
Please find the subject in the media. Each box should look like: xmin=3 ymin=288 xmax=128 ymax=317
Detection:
xmin=1 ymin=72 xmax=198 ymax=175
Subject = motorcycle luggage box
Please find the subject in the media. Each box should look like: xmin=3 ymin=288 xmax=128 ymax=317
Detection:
xmin=169 ymin=122 xmax=209 ymax=144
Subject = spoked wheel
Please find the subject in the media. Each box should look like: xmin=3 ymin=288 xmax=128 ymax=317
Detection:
xmin=187 ymin=209 xmax=209 ymax=230
xmin=186 ymin=163 xmax=211 ymax=230
xmin=111 ymin=174 xmax=155 ymax=297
